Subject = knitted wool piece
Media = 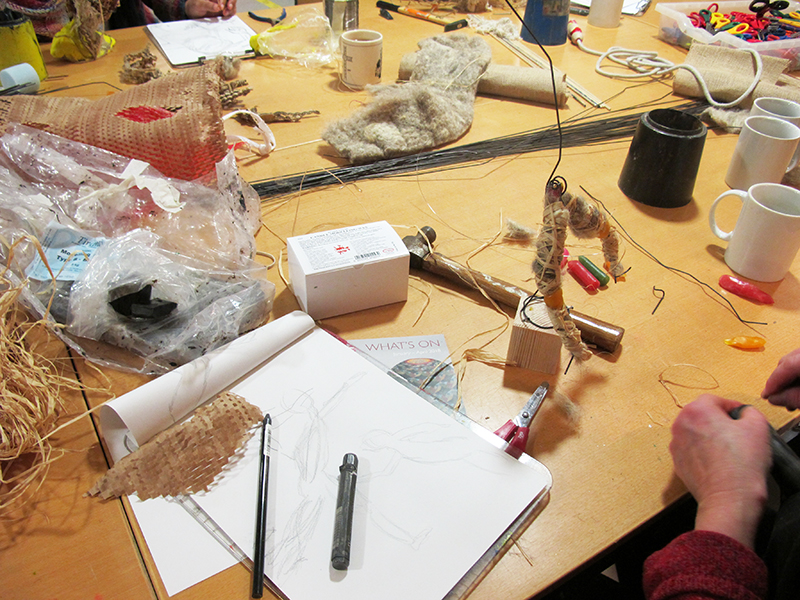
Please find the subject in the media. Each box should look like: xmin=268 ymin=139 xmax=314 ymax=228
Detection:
xmin=322 ymin=34 xmax=492 ymax=164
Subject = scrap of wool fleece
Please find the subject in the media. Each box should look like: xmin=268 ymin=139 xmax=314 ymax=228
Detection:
xmin=322 ymin=34 xmax=492 ymax=164
xmin=87 ymin=392 xmax=262 ymax=500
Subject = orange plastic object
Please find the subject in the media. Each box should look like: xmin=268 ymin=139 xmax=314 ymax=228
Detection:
xmin=724 ymin=336 xmax=766 ymax=349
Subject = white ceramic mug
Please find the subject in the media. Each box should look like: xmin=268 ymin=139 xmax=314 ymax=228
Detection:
xmin=750 ymin=96 xmax=800 ymax=167
xmin=340 ymin=29 xmax=382 ymax=90
xmin=709 ymin=182 xmax=800 ymax=281
xmin=725 ymin=115 xmax=800 ymax=190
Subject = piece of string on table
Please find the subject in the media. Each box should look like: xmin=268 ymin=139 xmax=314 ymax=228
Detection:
xmin=658 ymin=364 xmax=720 ymax=408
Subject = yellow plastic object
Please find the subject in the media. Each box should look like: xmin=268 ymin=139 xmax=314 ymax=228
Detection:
xmin=0 ymin=16 xmax=47 ymax=81
xmin=51 ymin=20 xmax=115 ymax=62
xmin=724 ymin=336 xmax=766 ymax=349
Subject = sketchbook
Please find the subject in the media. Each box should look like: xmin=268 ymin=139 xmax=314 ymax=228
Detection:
xmin=145 ymin=16 xmax=256 ymax=68
xmin=99 ymin=311 xmax=552 ymax=599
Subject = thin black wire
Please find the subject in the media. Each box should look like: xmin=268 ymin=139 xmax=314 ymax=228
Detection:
xmin=519 ymin=293 xmax=554 ymax=329
xmin=38 ymin=81 xmax=124 ymax=95
xmin=652 ymin=286 xmax=665 ymax=315
xmin=580 ymin=187 xmax=768 ymax=327
xmin=502 ymin=0 xmax=563 ymax=182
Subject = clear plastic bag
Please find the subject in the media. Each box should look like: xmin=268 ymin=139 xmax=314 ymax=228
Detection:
xmin=65 ymin=229 xmax=273 ymax=373
xmin=0 ymin=124 xmax=275 ymax=375
xmin=252 ymin=7 xmax=337 ymax=68
xmin=0 ymin=123 xmax=260 ymax=270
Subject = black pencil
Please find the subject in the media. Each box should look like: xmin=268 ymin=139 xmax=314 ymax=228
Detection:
xmin=251 ymin=414 xmax=271 ymax=598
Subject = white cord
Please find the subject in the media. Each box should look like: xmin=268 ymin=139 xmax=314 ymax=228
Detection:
xmin=222 ymin=110 xmax=277 ymax=156
xmin=567 ymin=21 xmax=763 ymax=109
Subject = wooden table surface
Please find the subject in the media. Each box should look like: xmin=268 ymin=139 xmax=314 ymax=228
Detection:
xmin=4 ymin=3 xmax=800 ymax=600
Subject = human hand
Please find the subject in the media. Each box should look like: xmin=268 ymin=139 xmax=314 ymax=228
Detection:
xmin=762 ymin=348 xmax=800 ymax=411
xmin=185 ymin=0 xmax=235 ymax=18
xmin=669 ymin=395 xmax=771 ymax=549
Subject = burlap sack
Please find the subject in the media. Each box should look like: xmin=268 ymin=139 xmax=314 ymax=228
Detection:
xmin=674 ymin=44 xmax=800 ymax=108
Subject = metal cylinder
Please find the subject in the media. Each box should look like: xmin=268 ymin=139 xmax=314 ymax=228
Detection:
xmin=325 ymin=0 xmax=359 ymax=37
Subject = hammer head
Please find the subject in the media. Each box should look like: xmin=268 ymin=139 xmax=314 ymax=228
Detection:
xmin=444 ymin=18 xmax=468 ymax=32
xmin=402 ymin=226 xmax=437 ymax=270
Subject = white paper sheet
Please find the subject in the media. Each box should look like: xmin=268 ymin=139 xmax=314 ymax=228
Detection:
xmin=99 ymin=311 xmax=315 ymax=462
xmin=145 ymin=16 xmax=257 ymax=68
xmin=571 ymin=0 xmax=651 ymax=16
xmin=113 ymin=313 xmax=551 ymax=599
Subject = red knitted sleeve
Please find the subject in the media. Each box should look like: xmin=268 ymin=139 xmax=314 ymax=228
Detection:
xmin=643 ymin=530 xmax=768 ymax=600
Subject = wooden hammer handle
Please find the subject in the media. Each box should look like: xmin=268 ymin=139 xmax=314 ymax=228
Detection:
xmin=421 ymin=252 xmax=624 ymax=353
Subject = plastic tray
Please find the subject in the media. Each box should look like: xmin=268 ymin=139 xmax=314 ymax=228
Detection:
xmin=656 ymin=1 xmax=800 ymax=70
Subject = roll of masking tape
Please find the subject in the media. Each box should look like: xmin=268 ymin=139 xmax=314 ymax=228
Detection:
xmin=1 ymin=62 xmax=40 ymax=94
xmin=0 ymin=15 xmax=48 ymax=81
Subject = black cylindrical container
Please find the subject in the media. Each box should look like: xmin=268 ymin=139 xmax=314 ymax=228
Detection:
xmin=618 ymin=108 xmax=707 ymax=208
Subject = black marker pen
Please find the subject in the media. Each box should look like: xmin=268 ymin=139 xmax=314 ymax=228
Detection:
xmin=331 ymin=453 xmax=358 ymax=570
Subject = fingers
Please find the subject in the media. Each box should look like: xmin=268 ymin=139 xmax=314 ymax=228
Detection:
xmin=185 ymin=0 xmax=224 ymax=18
xmin=691 ymin=393 xmax=744 ymax=416
xmin=762 ymin=348 xmax=800 ymax=410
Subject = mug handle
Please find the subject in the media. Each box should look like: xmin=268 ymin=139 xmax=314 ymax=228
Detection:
xmin=709 ymin=189 xmax=747 ymax=241
xmin=789 ymin=140 xmax=800 ymax=172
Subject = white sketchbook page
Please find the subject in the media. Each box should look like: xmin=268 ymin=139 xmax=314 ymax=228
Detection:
xmin=99 ymin=311 xmax=315 ymax=462
xmin=145 ymin=16 xmax=256 ymax=67
xmin=129 ymin=326 xmax=552 ymax=599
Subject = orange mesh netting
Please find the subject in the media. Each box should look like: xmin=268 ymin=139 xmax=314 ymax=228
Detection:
xmin=0 ymin=64 xmax=228 ymax=181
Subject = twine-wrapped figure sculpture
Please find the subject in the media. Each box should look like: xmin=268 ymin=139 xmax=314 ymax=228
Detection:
xmin=532 ymin=178 xmax=625 ymax=360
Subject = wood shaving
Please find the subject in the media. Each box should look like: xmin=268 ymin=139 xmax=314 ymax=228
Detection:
xmin=120 ymin=46 xmax=162 ymax=85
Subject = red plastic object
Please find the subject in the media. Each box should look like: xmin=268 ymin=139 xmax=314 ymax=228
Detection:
xmin=567 ymin=260 xmax=600 ymax=291
xmin=719 ymin=274 xmax=774 ymax=304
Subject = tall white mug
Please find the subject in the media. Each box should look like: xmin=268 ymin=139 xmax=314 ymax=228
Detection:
xmin=725 ymin=115 xmax=800 ymax=190
xmin=709 ymin=182 xmax=800 ymax=282
xmin=750 ymin=96 xmax=800 ymax=167
xmin=340 ymin=29 xmax=382 ymax=90
xmin=588 ymin=0 xmax=625 ymax=28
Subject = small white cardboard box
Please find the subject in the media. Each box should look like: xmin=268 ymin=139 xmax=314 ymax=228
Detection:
xmin=287 ymin=221 xmax=410 ymax=319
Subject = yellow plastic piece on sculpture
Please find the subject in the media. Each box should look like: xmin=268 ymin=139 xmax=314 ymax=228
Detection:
xmin=51 ymin=20 xmax=116 ymax=62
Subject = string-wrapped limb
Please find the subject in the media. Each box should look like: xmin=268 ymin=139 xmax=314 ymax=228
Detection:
xmin=562 ymin=191 xmax=625 ymax=277
xmin=532 ymin=180 xmax=592 ymax=360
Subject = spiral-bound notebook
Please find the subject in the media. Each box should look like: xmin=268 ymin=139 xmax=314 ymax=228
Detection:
xmin=100 ymin=312 xmax=552 ymax=600
xmin=145 ymin=16 xmax=256 ymax=68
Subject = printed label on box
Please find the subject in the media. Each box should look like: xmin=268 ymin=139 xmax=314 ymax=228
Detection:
xmin=295 ymin=222 xmax=403 ymax=271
